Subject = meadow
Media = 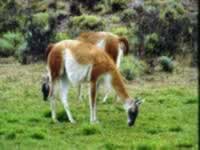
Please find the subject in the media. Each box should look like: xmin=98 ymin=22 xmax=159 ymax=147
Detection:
xmin=0 ymin=59 xmax=198 ymax=150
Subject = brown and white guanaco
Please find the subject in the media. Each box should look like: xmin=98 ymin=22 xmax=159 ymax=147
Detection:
xmin=76 ymin=31 xmax=129 ymax=102
xmin=42 ymin=39 xmax=143 ymax=126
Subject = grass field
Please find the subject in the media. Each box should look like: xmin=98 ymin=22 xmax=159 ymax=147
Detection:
xmin=0 ymin=61 xmax=198 ymax=150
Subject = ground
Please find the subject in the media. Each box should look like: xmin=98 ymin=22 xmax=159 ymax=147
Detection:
xmin=0 ymin=60 xmax=198 ymax=150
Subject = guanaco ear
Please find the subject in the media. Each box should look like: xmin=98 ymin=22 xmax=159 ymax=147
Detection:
xmin=119 ymin=37 xmax=129 ymax=55
xmin=134 ymin=98 xmax=145 ymax=106
xmin=41 ymin=74 xmax=50 ymax=85
xmin=41 ymin=82 xmax=50 ymax=101
xmin=45 ymin=43 xmax=54 ymax=59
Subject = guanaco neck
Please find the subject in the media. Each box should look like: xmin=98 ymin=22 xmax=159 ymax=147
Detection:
xmin=110 ymin=68 xmax=130 ymax=102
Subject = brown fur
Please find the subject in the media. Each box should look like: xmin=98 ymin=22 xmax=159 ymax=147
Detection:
xmin=47 ymin=40 xmax=130 ymax=101
xmin=45 ymin=43 xmax=54 ymax=59
xmin=104 ymin=37 xmax=119 ymax=63
xmin=47 ymin=44 xmax=63 ymax=81
xmin=77 ymin=32 xmax=129 ymax=63
xmin=119 ymin=37 xmax=129 ymax=55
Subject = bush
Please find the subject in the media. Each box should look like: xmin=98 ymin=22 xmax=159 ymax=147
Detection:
xmin=144 ymin=33 xmax=159 ymax=56
xmin=121 ymin=9 xmax=137 ymax=22
xmin=15 ymin=41 xmax=28 ymax=63
xmin=69 ymin=15 xmax=105 ymax=37
xmin=0 ymin=32 xmax=25 ymax=57
xmin=70 ymin=15 xmax=104 ymax=29
xmin=120 ymin=56 xmax=146 ymax=80
xmin=32 ymin=12 xmax=49 ymax=29
xmin=133 ymin=1 xmax=193 ymax=58
xmin=110 ymin=16 xmax=120 ymax=24
xmin=77 ymin=0 xmax=101 ymax=10
xmin=159 ymin=1 xmax=186 ymax=21
xmin=0 ymin=0 xmax=21 ymax=33
xmin=111 ymin=0 xmax=127 ymax=12
xmin=159 ymin=56 xmax=174 ymax=72
xmin=69 ymin=1 xmax=81 ymax=16
xmin=0 ymin=39 xmax=14 ymax=57
xmin=19 ymin=12 xmax=56 ymax=64
xmin=54 ymin=32 xmax=70 ymax=42
xmin=111 ymin=26 xmax=129 ymax=37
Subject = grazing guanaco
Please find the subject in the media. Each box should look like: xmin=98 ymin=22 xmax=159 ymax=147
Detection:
xmin=42 ymin=40 xmax=142 ymax=126
xmin=76 ymin=31 xmax=129 ymax=102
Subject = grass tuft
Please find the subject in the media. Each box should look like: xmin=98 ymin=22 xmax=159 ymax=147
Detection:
xmin=6 ymin=132 xmax=16 ymax=140
xmin=136 ymin=143 xmax=155 ymax=150
xmin=31 ymin=133 xmax=45 ymax=140
xmin=102 ymin=142 xmax=123 ymax=150
xmin=7 ymin=119 xmax=19 ymax=123
xmin=184 ymin=98 xmax=197 ymax=104
xmin=0 ymin=130 xmax=5 ymax=136
xmin=28 ymin=118 xmax=41 ymax=123
xmin=81 ymin=124 xmax=100 ymax=135
xmin=145 ymin=128 xmax=163 ymax=135
xmin=169 ymin=126 xmax=183 ymax=132
xmin=176 ymin=143 xmax=193 ymax=148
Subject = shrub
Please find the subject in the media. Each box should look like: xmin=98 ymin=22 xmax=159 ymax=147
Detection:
xmin=144 ymin=33 xmax=159 ymax=56
xmin=78 ymin=0 xmax=101 ymax=10
xmin=110 ymin=16 xmax=120 ymax=24
xmin=159 ymin=1 xmax=186 ymax=21
xmin=0 ymin=32 xmax=25 ymax=57
xmin=121 ymin=9 xmax=137 ymax=22
xmin=70 ymin=15 xmax=104 ymax=30
xmin=57 ymin=1 xmax=66 ymax=9
xmin=19 ymin=12 xmax=56 ymax=64
xmin=54 ymin=32 xmax=70 ymax=42
xmin=120 ymin=56 xmax=146 ymax=80
xmin=111 ymin=26 xmax=129 ymax=37
xmin=111 ymin=0 xmax=127 ymax=12
xmin=69 ymin=15 xmax=105 ymax=37
xmin=0 ymin=0 xmax=21 ymax=33
xmin=32 ymin=12 xmax=49 ymax=28
xmin=99 ymin=0 xmax=112 ymax=14
xmin=134 ymin=1 xmax=193 ymax=58
xmin=93 ymin=3 xmax=106 ymax=13
xmin=69 ymin=1 xmax=81 ymax=16
xmin=0 ymin=39 xmax=14 ymax=57
xmin=159 ymin=56 xmax=174 ymax=72
xmin=3 ymin=32 xmax=23 ymax=46
xmin=15 ymin=41 xmax=28 ymax=63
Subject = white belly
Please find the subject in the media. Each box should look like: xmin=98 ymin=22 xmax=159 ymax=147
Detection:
xmin=64 ymin=49 xmax=92 ymax=85
xmin=116 ymin=48 xmax=123 ymax=68
xmin=96 ymin=39 xmax=105 ymax=49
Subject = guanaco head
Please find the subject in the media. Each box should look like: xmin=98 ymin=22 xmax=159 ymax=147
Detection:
xmin=125 ymin=98 xmax=144 ymax=127
xmin=41 ymin=75 xmax=50 ymax=101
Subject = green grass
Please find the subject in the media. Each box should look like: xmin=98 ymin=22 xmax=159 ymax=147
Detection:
xmin=0 ymin=62 xmax=198 ymax=150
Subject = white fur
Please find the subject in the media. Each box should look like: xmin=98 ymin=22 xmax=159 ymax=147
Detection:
xmin=77 ymin=40 xmax=124 ymax=103
xmin=64 ymin=49 xmax=92 ymax=85
xmin=49 ymin=48 xmax=93 ymax=123
xmin=88 ymin=86 xmax=97 ymax=123
xmin=77 ymin=40 xmax=104 ymax=101
xmin=96 ymin=39 xmax=105 ymax=49
xmin=102 ymin=74 xmax=112 ymax=102
xmin=124 ymin=99 xmax=134 ymax=111
xmin=59 ymin=78 xmax=75 ymax=123
xmin=102 ymin=47 xmax=123 ymax=102
xmin=116 ymin=48 xmax=123 ymax=68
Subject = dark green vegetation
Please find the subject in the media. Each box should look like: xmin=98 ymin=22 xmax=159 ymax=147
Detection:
xmin=0 ymin=61 xmax=198 ymax=149
xmin=0 ymin=0 xmax=198 ymax=65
